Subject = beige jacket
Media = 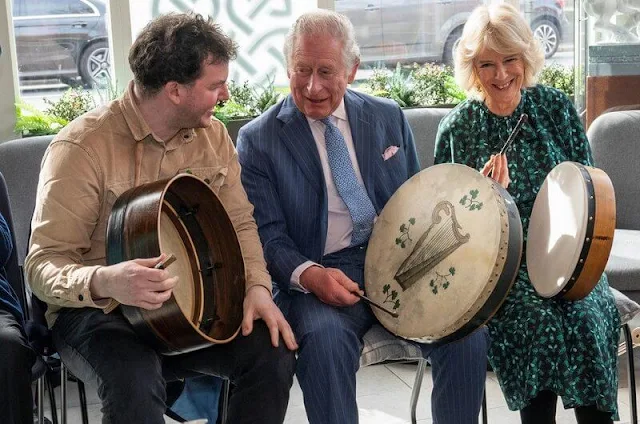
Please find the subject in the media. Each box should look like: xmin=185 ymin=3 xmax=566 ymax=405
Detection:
xmin=25 ymin=82 xmax=271 ymax=327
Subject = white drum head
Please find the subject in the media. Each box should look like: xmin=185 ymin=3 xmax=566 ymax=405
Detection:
xmin=365 ymin=163 xmax=511 ymax=342
xmin=527 ymin=162 xmax=588 ymax=298
xmin=159 ymin=202 xmax=203 ymax=325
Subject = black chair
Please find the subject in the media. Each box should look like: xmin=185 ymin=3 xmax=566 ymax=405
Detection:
xmin=0 ymin=170 xmax=84 ymax=424
xmin=0 ymin=136 xmax=89 ymax=424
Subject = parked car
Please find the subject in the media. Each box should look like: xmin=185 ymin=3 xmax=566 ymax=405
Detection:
xmin=12 ymin=0 xmax=111 ymax=87
xmin=335 ymin=0 xmax=569 ymax=66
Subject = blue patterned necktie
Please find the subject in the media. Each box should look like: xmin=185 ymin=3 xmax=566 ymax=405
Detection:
xmin=321 ymin=117 xmax=377 ymax=246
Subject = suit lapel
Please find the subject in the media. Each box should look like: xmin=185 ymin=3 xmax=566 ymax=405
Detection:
xmin=345 ymin=90 xmax=377 ymax=206
xmin=277 ymin=97 xmax=324 ymax=195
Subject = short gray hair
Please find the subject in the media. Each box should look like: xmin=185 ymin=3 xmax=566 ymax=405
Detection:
xmin=454 ymin=3 xmax=545 ymax=100
xmin=283 ymin=9 xmax=360 ymax=71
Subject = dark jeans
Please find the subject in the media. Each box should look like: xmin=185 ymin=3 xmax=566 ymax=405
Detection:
xmin=520 ymin=390 xmax=614 ymax=424
xmin=0 ymin=308 xmax=36 ymax=424
xmin=52 ymin=307 xmax=295 ymax=424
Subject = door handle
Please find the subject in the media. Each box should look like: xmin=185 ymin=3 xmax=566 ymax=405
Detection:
xmin=365 ymin=4 xmax=380 ymax=11
xmin=72 ymin=22 xmax=88 ymax=28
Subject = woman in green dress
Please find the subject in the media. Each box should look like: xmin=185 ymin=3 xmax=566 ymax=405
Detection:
xmin=434 ymin=4 xmax=620 ymax=423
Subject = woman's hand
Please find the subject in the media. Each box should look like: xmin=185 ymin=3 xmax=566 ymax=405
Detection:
xmin=481 ymin=154 xmax=511 ymax=189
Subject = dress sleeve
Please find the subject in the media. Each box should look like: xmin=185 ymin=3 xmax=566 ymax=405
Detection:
xmin=434 ymin=115 xmax=456 ymax=165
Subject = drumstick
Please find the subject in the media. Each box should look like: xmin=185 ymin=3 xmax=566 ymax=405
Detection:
xmin=154 ymin=253 xmax=177 ymax=270
xmin=358 ymin=293 xmax=399 ymax=318
xmin=498 ymin=113 xmax=528 ymax=155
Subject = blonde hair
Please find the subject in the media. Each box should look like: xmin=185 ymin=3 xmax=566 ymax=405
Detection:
xmin=283 ymin=9 xmax=360 ymax=71
xmin=454 ymin=3 xmax=545 ymax=100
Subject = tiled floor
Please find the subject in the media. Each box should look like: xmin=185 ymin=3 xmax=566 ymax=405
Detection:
xmin=43 ymin=322 xmax=640 ymax=424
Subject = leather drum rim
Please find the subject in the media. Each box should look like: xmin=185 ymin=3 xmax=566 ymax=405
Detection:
xmin=106 ymin=173 xmax=245 ymax=355
xmin=560 ymin=163 xmax=616 ymax=300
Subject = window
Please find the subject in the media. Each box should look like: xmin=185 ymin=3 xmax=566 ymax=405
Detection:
xmin=128 ymin=1 xmax=317 ymax=88
xmin=11 ymin=0 xmax=112 ymax=110
xmin=336 ymin=0 xmax=575 ymax=95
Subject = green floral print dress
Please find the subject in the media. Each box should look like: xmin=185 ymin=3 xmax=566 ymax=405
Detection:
xmin=434 ymin=85 xmax=620 ymax=418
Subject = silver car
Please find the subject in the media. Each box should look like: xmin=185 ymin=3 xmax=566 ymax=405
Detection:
xmin=336 ymin=0 xmax=569 ymax=66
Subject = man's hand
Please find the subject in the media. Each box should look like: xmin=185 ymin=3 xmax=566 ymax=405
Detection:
xmin=300 ymin=266 xmax=362 ymax=307
xmin=481 ymin=154 xmax=511 ymax=189
xmin=242 ymin=285 xmax=298 ymax=351
xmin=91 ymin=254 xmax=178 ymax=310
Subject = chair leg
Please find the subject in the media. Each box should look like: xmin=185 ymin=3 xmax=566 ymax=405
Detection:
xmin=482 ymin=386 xmax=488 ymax=424
xmin=410 ymin=359 xmax=428 ymax=424
xmin=60 ymin=363 xmax=68 ymax=424
xmin=37 ymin=376 xmax=45 ymax=424
xmin=77 ymin=379 xmax=89 ymax=424
xmin=220 ymin=379 xmax=231 ymax=424
xmin=45 ymin=373 xmax=58 ymax=424
xmin=624 ymin=323 xmax=638 ymax=424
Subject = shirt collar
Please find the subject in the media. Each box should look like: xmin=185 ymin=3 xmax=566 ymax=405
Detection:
xmin=120 ymin=81 xmax=195 ymax=146
xmin=307 ymin=98 xmax=348 ymax=126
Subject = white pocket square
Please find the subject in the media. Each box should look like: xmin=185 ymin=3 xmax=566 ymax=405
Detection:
xmin=382 ymin=145 xmax=399 ymax=161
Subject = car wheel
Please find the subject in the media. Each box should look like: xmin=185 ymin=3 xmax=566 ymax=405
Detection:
xmin=79 ymin=41 xmax=111 ymax=88
xmin=532 ymin=19 xmax=560 ymax=59
xmin=443 ymin=27 xmax=462 ymax=66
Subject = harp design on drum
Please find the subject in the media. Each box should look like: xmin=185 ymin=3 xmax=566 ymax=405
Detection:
xmin=394 ymin=201 xmax=470 ymax=291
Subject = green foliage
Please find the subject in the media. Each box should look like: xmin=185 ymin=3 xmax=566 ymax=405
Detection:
xmin=14 ymin=84 xmax=124 ymax=137
xmin=214 ymin=100 xmax=253 ymax=125
xmin=14 ymin=102 xmax=68 ymax=136
xmin=387 ymin=63 xmax=420 ymax=108
xmin=363 ymin=63 xmax=465 ymax=108
xmin=215 ymin=77 xmax=282 ymax=123
xmin=43 ymin=87 xmax=96 ymax=123
xmin=412 ymin=63 xmax=466 ymax=106
xmin=363 ymin=64 xmax=419 ymax=107
xmin=364 ymin=68 xmax=393 ymax=98
xmin=253 ymin=76 xmax=282 ymax=114
xmin=95 ymin=79 xmax=124 ymax=105
xmin=227 ymin=80 xmax=254 ymax=108
xmin=538 ymin=64 xmax=574 ymax=98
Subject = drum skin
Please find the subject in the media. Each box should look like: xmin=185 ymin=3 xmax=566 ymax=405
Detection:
xmin=106 ymin=174 xmax=245 ymax=355
xmin=527 ymin=162 xmax=616 ymax=300
xmin=365 ymin=164 xmax=522 ymax=345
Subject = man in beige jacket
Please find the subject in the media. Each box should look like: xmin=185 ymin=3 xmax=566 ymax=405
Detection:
xmin=25 ymin=13 xmax=296 ymax=424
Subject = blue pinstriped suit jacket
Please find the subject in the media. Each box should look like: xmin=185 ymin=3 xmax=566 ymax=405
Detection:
xmin=237 ymin=89 xmax=420 ymax=292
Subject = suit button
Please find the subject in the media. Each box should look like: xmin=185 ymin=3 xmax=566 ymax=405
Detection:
xmin=78 ymin=294 xmax=84 ymax=301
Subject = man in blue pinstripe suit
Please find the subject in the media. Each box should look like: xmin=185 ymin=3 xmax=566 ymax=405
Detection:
xmin=237 ymin=9 xmax=489 ymax=424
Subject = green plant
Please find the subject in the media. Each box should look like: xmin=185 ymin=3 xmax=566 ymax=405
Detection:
xmin=43 ymin=87 xmax=96 ymax=123
xmin=15 ymin=84 xmax=121 ymax=136
xmin=214 ymin=100 xmax=253 ymax=125
xmin=14 ymin=102 xmax=67 ymax=136
xmin=361 ymin=63 xmax=465 ymax=108
xmin=387 ymin=63 xmax=420 ymax=108
xmin=363 ymin=67 xmax=392 ymax=98
xmin=215 ymin=77 xmax=283 ymax=122
xmin=95 ymin=79 xmax=124 ymax=105
xmin=253 ymin=76 xmax=282 ymax=114
xmin=228 ymin=80 xmax=254 ymax=109
xmin=412 ymin=63 xmax=466 ymax=106
xmin=538 ymin=64 xmax=574 ymax=98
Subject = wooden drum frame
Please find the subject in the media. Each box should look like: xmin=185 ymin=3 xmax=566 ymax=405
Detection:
xmin=106 ymin=174 xmax=245 ymax=355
